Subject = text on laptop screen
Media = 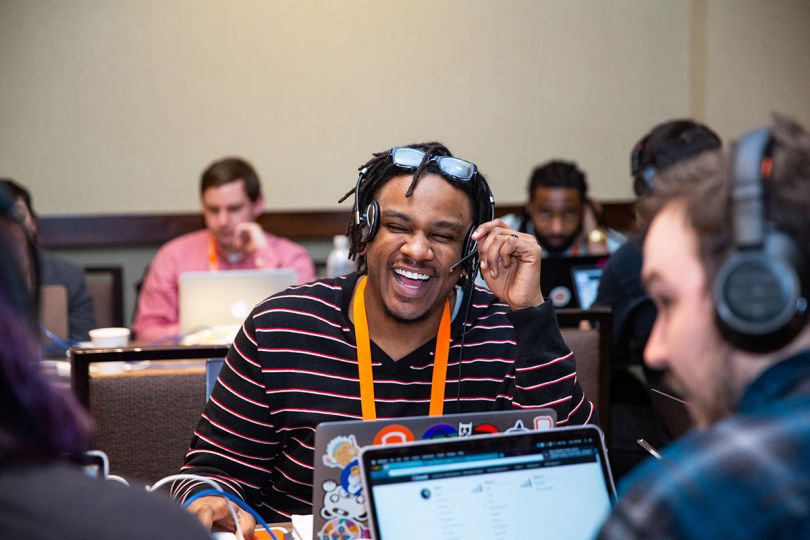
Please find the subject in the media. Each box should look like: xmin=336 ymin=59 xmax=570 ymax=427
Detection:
xmin=363 ymin=428 xmax=613 ymax=540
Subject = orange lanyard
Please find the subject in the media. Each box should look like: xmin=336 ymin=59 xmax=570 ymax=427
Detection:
xmin=208 ymin=236 xmax=219 ymax=271
xmin=353 ymin=276 xmax=451 ymax=420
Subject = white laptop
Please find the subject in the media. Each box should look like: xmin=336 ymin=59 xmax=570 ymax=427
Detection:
xmin=178 ymin=268 xmax=296 ymax=339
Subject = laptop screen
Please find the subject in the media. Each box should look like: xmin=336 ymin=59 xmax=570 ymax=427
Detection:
xmin=571 ymin=266 xmax=604 ymax=309
xmin=361 ymin=426 xmax=614 ymax=540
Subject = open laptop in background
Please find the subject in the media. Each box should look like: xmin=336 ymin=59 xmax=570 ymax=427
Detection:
xmin=360 ymin=425 xmax=614 ymax=540
xmin=178 ymin=268 xmax=296 ymax=343
xmin=571 ymin=265 xmax=605 ymax=309
xmin=541 ymin=255 xmax=609 ymax=308
xmin=312 ymin=409 xmax=557 ymax=540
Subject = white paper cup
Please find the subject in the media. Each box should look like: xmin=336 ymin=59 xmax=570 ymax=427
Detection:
xmin=88 ymin=327 xmax=131 ymax=348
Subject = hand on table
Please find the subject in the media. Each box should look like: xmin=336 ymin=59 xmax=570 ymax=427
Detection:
xmin=187 ymin=495 xmax=256 ymax=540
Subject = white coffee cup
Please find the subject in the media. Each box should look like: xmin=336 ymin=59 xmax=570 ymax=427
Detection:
xmin=88 ymin=327 xmax=131 ymax=348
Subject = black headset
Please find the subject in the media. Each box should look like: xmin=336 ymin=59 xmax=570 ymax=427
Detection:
xmin=354 ymin=168 xmax=495 ymax=277
xmin=355 ymin=169 xmax=381 ymax=245
xmin=631 ymin=141 xmax=658 ymax=197
xmin=713 ymin=127 xmax=808 ymax=352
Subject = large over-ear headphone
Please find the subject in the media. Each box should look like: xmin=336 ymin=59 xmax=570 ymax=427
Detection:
xmin=713 ymin=127 xmax=808 ymax=352
xmin=354 ymin=168 xmax=495 ymax=276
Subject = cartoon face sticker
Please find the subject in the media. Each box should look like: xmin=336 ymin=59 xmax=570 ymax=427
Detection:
xmin=458 ymin=422 xmax=473 ymax=437
xmin=324 ymin=435 xmax=361 ymax=469
xmin=320 ymin=479 xmax=367 ymax=522
xmin=340 ymin=458 xmax=363 ymax=496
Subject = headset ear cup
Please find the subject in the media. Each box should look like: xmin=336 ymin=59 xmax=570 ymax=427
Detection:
xmin=359 ymin=200 xmax=380 ymax=245
xmin=633 ymin=175 xmax=647 ymax=198
xmin=713 ymin=247 xmax=806 ymax=352
xmin=713 ymin=127 xmax=809 ymax=352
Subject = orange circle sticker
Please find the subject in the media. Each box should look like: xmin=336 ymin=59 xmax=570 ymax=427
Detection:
xmin=373 ymin=424 xmax=415 ymax=446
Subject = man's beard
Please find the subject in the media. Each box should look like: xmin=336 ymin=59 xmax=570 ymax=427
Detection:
xmin=535 ymin=222 xmax=583 ymax=255
xmin=382 ymin=302 xmax=431 ymax=326
xmin=690 ymin=345 xmax=740 ymax=428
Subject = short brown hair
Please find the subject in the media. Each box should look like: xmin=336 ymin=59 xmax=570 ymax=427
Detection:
xmin=200 ymin=157 xmax=262 ymax=202
xmin=639 ymin=114 xmax=810 ymax=290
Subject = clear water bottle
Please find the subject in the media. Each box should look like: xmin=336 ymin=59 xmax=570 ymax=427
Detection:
xmin=326 ymin=235 xmax=355 ymax=277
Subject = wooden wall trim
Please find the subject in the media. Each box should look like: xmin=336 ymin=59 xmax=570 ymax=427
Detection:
xmin=38 ymin=202 xmax=636 ymax=249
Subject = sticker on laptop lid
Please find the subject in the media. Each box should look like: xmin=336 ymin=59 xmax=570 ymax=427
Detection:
xmin=533 ymin=415 xmax=555 ymax=431
xmin=373 ymin=424 xmax=414 ymax=446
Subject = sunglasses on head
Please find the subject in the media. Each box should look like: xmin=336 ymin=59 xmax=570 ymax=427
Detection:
xmin=389 ymin=147 xmax=478 ymax=181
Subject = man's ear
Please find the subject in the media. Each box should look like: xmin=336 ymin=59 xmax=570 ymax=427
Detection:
xmin=251 ymin=194 xmax=265 ymax=219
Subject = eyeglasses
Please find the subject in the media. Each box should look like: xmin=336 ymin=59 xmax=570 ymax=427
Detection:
xmin=390 ymin=147 xmax=478 ymax=181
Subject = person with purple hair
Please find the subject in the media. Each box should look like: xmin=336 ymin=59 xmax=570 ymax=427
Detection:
xmin=0 ymin=186 xmax=211 ymax=539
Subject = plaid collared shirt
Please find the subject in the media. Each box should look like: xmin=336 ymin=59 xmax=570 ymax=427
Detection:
xmin=597 ymin=349 xmax=810 ymax=540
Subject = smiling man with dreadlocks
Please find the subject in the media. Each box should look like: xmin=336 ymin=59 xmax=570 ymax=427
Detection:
xmin=174 ymin=142 xmax=595 ymax=537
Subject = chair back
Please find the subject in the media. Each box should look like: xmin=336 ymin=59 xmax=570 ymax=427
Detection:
xmin=557 ymin=307 xmax=612 ymax=442
xmin=69 ymin=345 xmax=228 ymax=485
xmin=40 ymin=284 xmax=68 ymax=339
xmin=90 ymin=369 xmax=206 ymax=483
xmin=84 ymin=266 xmax=124 ymax=328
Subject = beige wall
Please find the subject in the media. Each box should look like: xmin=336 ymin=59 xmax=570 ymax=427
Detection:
xmin=1 ymin=0 xmax=807 ymax=215
xmin=4 ymin=0 xmax=807 ymax=325
xmin=1 ymin=0 xmax=691 ymax=214
xmin=702 ymin=0 xmax=810 ymax=135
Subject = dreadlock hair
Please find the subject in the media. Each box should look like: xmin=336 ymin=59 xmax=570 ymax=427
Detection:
xmin=338 ymin=141 xmax=495 ymax=278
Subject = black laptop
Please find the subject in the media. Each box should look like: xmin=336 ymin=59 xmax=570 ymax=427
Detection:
xmin=541 ymin=255 xmax=609 ymax=308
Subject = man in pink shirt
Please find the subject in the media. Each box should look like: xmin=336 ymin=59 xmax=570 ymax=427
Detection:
xmin=132 ymin=157 xmax=315 ymax=342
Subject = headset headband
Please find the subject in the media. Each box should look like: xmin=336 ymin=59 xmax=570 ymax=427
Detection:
xmin=731 ymin=127 xmax=771 ymax=249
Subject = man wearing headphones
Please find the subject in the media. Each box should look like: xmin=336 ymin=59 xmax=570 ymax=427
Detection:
xmin=594 ymin=120 xmax=721 ymax=477
xmin=598 ymin=115 xmax=810 ymax=538
xmin=596 ymin=119 xmax=721 ymax=373
xmin=173 ymin=142 xmax=594 ymax=536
